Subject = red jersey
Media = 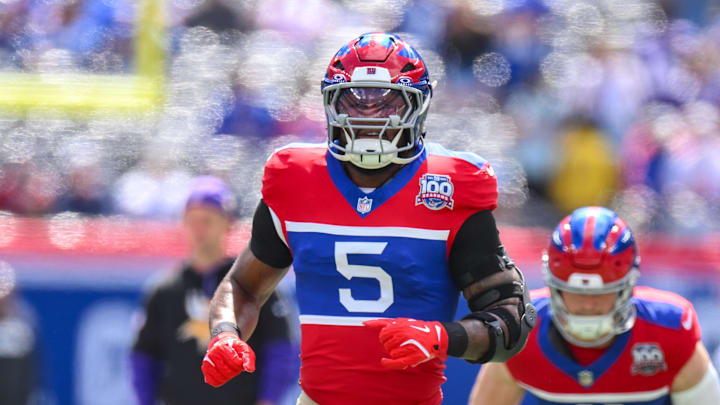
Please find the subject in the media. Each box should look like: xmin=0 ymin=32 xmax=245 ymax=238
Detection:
xmin=261 ymin=142 xmax=497 ymax=404
xmin=506 ymin=287 xmax=701 ymax=404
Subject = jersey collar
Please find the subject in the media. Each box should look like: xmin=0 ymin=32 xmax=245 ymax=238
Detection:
xmin=326 ymin=148 xmax=427 ymax=218
xmin=538 ymin=313 xmax=632 ymax=388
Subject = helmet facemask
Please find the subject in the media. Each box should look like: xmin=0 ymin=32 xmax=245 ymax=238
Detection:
xmin=323 ymin=80 xmax=431 ymax=170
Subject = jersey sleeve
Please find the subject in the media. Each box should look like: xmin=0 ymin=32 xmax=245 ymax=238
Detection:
xmin=426 ymin=144 xmax=499 ymax=212
xmin=636 ymin=288 xmax=703 ymax=376
xmin=671 ymin=301 xmax=702 ymax=371
xmin=441 ymin=154 xmax=501 ymax=265
xmin=249 ymin=200 xmax=293 ymax=268
xmin=448 ymin=210 xmax=504 ymax=288
xmin=466 ymin=161 xmax=499 ymax=212
xmin=260 ymin=147 xmax=293 ymax=213
xmin=449 ymin=156 xmax=498 ymax=213
xmin=132 ymin=287 xmax=166 ymax=359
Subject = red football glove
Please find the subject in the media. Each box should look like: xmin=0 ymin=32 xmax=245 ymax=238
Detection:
xmin=202 ymin=332 xmax=256 ymax=387
xmin=363 ymin=318 xmax=449 ymax=369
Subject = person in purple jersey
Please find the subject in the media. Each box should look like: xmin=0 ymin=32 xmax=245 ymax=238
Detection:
xmin=130 ymin=176 xmax=298 ymax=405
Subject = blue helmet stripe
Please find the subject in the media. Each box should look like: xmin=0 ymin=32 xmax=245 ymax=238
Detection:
xmin=398 ymin=46 xmax=417 ymax=59
xmin=357 ymin=33 xmax=394 ymax=49
xmin=592 ymin=209 xmax=616 ymax=250
xmin=551 ymin=228 xmax=564 ymax=251
xmin=560 ymin=206 xmax=636 ymax=261
xmin=610 ymin=228 xmax=634 ymax=254
xmin=378 ymin=35 xmax=393 ymax=48
xmin=357 ymin=35 xmax=372 ymax=47
xmin=569 ymin=211 xmax=588 ymax=249
xmin=336 ymin=44 xmax=350 ymax=57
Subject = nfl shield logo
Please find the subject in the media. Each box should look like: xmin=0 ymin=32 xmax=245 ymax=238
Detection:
xmin=577 ymin=370 xmax=594 ymax=387
xmin=357 ymin=196 xmax=373 ymax=214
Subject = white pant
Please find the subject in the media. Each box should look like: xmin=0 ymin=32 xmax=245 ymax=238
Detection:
xmin=296 ymin=390 xmax=320 ymax=405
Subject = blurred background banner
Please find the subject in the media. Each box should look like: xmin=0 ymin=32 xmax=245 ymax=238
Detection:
xmin=1 ymin=0 xmax=720 ymax=404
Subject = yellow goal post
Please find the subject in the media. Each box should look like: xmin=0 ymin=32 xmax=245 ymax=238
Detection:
xmin=0 ymin=0 xmax=166 ymax=115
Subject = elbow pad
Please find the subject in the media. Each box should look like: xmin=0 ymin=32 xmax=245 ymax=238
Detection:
xmin=671 ymin=364 xmax=720 ymax=405
xmin=462 ymin=266 xmax=537 ymax=363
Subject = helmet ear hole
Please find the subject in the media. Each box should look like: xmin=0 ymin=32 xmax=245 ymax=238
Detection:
xmin=401 ymin=62 xmax=415 ymax=73
xmin=334 ymin=60 xmax=344 ymax=70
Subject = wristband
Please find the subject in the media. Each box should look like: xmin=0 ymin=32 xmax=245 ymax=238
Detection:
xmin=442 ymin=321 xmax=469 ymax=357
xmin=210 ymin=322 xmax=241 ymax=339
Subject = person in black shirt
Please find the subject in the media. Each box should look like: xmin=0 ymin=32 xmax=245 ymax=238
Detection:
xmin=0 ymin=262 xmax=37 ymax=405
xmin=130 ymin=176 xmax=298 ymax=405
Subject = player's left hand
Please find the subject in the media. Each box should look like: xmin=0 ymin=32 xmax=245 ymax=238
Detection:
xmin=363 ymin=318 xmax=449 ymax=369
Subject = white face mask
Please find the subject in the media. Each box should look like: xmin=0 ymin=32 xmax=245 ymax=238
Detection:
xmin=347 ymin=137 xmax=399 ymax=169
xmin=563 ymin=313 xmax=615 ymax=342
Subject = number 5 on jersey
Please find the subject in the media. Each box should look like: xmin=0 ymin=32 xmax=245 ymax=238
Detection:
xmin=335 ymin=242 xmax=394 ymax=313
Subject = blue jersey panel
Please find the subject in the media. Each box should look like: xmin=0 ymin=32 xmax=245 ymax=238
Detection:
xmin=634 ymin=298 xmax=683 ymax=330
xmin=288 ymin=229 xmax=459 ymax=321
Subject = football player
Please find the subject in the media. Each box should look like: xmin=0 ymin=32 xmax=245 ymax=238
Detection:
xmin=469 ymin=206 xmax=720 ymax=405
xmin=201 ymin=33 xmax=536 ymax=405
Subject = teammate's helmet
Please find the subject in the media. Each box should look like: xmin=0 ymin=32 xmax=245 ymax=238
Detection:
xmin=321 ymin=32 xmax=432 ymax=169
xmin=543 ymin=206 xmax=640 ymax=347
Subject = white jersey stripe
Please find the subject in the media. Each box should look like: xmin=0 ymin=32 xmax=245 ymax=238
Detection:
xmin=267 ymin=205 xmax=288 ymax=247
xmin=299 ymin=315 xmax=386 ymax=326
xmin=273 ymin=142 xmax=326 ymax=152
xmin=285 ymin=221 xmax=450 ymax=241
xmin=519 ymin=382 xmax=670 ymax=403
xmin=266 ymin=142 xmax=325 ymax=163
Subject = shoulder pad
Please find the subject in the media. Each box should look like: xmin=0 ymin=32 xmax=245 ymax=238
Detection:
xmin=261 ymin=143 xmax=326 ymax=205
xmin=634 ymin=286 xmax=697 ymax=332
xmin=425 ymin=143 xmax=498 ymax=211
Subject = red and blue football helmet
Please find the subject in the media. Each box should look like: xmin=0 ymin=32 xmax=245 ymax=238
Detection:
xmin=543 ymin=206 xmax=640 ymax=347
xmin=321 ymin=33 xmax=432 ymax=169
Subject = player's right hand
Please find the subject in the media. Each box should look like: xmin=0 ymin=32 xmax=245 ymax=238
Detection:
xmin=202 ymin=332 xmax=256 ymax=387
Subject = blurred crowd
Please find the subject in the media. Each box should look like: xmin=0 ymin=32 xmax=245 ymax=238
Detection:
xmin=0 ymin=0 xmax=719 ymax=235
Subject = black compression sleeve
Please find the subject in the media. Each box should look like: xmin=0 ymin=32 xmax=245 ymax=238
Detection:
xmin=448 ymin=210 xmax=505 ymax=289
xmin=249 ymin=200 xmax=293 ymax=269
